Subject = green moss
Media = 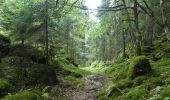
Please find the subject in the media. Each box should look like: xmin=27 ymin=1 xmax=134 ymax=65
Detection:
xmin=107 ymin=79 xmax=133 ymax=97
xmin=133 ymin=76 xmax=147 ymax=87
xmin=105 ymin=61 xmax=130 ymax=81
xmin=161 ymin=86 xmax=170 ymax=98
xmin=55 ymin=59 xmax=90 ymax=77
xmin=107 ymin=85 xmax=122 ymax=97
xmin=115 ymin=79 xmax=133 ymax=89
xmin=146 ymin=77 xmax=164 ymax=86
xmin=127 ymin=56 xmax=152 ymax=79
xmin=121 ymin=86 xmax=148 ymax=100
xmin=0 ymin=79 xmax=11 ymax=98
xmin=2 ymin=90 xmax=41 ymax=100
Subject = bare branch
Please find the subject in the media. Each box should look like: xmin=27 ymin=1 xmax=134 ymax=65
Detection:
xmin=70 ymin=0 xmax=80 ymax=8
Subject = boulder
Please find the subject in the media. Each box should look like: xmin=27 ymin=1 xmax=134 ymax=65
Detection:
xmin=8 ymin=44 xmax=47 ymax=64
xmin=127 ymin=56 xmax=152 ymax=79
xmin=1 ymin=57 xmax=57 ymax=86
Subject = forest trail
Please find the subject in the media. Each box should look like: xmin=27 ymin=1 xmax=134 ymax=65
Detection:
xmin=59 ymin=74 xmax=107 ymax=100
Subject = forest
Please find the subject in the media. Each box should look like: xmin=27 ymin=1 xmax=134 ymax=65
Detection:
xmin=0 ymin=0 xmax=170 ymax=100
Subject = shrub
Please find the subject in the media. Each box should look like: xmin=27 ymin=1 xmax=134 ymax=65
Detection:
xmin=127 ymin=56 xmax=152 ymax=79
xmin=2 ymin=90 xmax=41 ymax=100
xmin=0 ymin=79 xmax=11 ymax=98
xmin=161 ymin=86 xmax=170 ymax=98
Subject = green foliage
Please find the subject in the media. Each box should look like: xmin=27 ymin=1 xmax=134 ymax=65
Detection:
xmin=165 ymin=77 xmax=170 ymax=85
xmin=2 ymin=90 xmax=41 ymax=100
xmin=120 ymin=86 xmax=148 ymax=100
xmin=161 ymin=86 xmax=170 ymax=98
xmin=0 ymin=79 xmax=11 ymax=98
xmin=127 ymin=56 xmax=152 ymax=79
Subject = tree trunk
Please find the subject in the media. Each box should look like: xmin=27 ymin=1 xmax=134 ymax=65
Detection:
xmin=145 ymin=15 xmax=154 ymax=46
xmin=122 ymin=29 xmax=126 ymax=58
xmin=134 ymin=0 xmax=142 ymax=56
xmin=45 ymin=0 xmax=49 ymax=64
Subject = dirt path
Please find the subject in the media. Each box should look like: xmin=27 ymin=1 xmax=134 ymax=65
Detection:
xmin=59 ymin=74 xmax=107 ymax=100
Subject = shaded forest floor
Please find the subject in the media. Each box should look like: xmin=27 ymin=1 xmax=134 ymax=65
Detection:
xmin=59 ymin=74 xmax=107 ymax=100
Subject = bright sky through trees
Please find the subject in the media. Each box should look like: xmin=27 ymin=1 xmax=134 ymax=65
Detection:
xmin=85 ymin=0 xmax=101 ymax=21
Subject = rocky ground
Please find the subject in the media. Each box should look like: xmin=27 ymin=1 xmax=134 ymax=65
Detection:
xmin=59 ymin=74 xmax=107 ymax=100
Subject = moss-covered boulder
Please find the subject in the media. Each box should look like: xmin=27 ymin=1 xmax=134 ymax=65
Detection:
xmin=133 ymin=76 xmax=147 ymax=87
xmin=127 ymin=56 xmax=152 ymax=79
xmin=2 ymin=90 xmax=41 ymax=100
xmin=1 ymin=57 xmax=57 ymax=87
xmin=107 ymin=85 xmax=122 ymax=97
xmin=0 ymin=79 xmax=11 ymax=98
xmin=107 ymin=79 xmax=133 ymax=97
xmin=161 ymin=86 xmax=170 ymax=98
xmin=9 ymin=65 xmax=56 ymax=87
xmin=8 ymin=44 xmax=46 ymax=64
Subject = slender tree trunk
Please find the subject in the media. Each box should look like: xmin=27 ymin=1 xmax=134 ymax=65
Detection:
xmin=122 ymin=29 xmax=126 ymax=58
xmin=146 ymin=15 xmax=154 ymax=46
xmin=134 ymin=0 xmax=142 ymax=56
xmin=21 ymin=39 xmax=24 ymax=45
xmin=45 ymin=0 xmax=49 ymax=64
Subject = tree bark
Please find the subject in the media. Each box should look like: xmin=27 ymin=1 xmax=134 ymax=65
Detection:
xmin=45 ymin=0 xmax=49 ymax=64
xmin=145 ymin=15 xmax=154 ymax=46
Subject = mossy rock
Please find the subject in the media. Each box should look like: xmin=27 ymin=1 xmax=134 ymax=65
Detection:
xmin=8 ymin=44 xmax=46 ymax=64
xmin=0 ymin=79 xmax=11 ymax=98
xmin=120 ymin=86 xmax=148 ymax=100
xmin=107 ymin=85 xmax=122 ymax=97
xmin=133 ymin=76 xmax=147 ymax=87
xmin=127 ymin=56 xmax=152 ymax=79
xmin=115 ymin=79 xmax=133 ymax=89
xmin=1 ymin=60 xmax=57 ymax=87
xmin=107 ymin=79 xmax=133 ymax=97
xmin=146 ymin=77 xmax=164 ymax=86
xmin=1 ymin=57 xmax=34 ymax=68
xmin=2 ymin=90 xmax=41 ymax=100
xmin=161 ymin=86 xmax=170 ymax=98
